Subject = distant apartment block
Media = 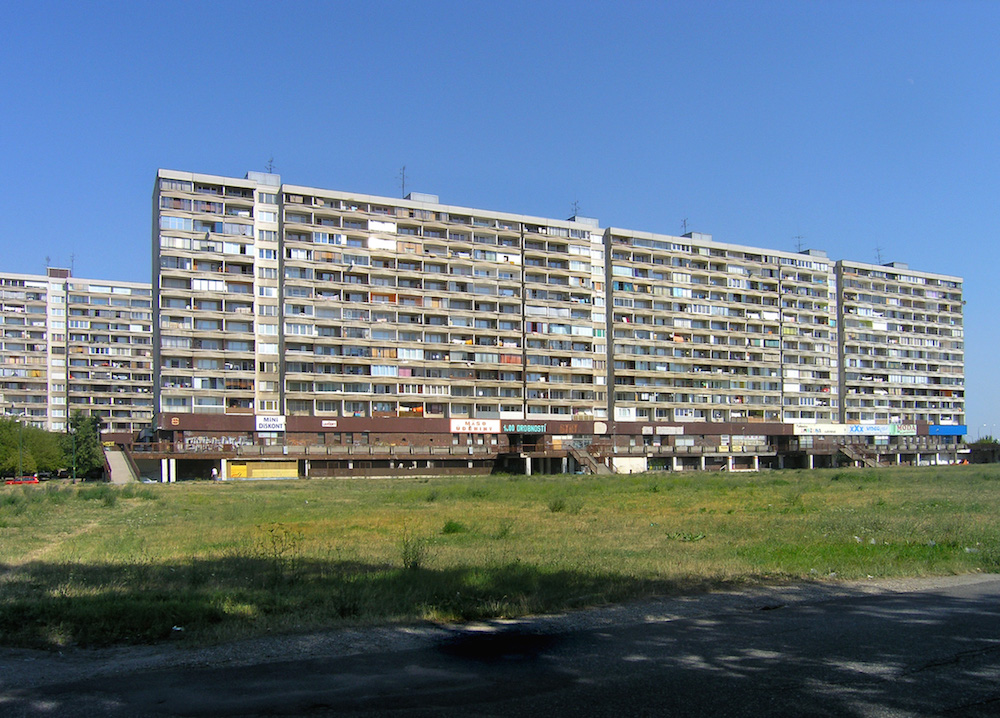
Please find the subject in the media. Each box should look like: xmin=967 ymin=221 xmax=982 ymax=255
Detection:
xmin=0 ymin=268 xmax=153 ymax=434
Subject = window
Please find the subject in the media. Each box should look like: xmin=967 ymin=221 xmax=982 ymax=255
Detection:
xmin=160 ymin=216 xmax=192 ymax=231
xmin=192 ymin=279 xmax=225 ymax=292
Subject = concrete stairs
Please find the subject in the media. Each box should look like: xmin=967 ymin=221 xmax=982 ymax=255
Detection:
xmin=568 ymin=446 xmax=613 ymax=475
xmin=104 ymin=445 xmax=139 ymax=484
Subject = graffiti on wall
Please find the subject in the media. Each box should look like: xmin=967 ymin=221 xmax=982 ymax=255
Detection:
xmin=183 ymin=435 xmax=255 ymax=452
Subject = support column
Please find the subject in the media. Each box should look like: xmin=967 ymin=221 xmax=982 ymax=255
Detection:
xmin=699 ymin=455 xmax=706 ymax=471
xmin=561 ymin=456 xmax=568 ymax=474
xmin=525 ymin=456 xmax=532 ymax=476
xmin=778 ymin=454 xmax=785 ymax=470
xmin=304 ymin=459 xmax=310 ymax=478
xmin=221 ymin=458 xmax=229 ymax=480
xmin=807 ymin=454 xmax=814 ymax=470
xmin=727 ymin=455 xmax=734 ymax=472
xmin=160 ymin=458 xmax=176 ymax=483
xmin=672 ymin=456 xmax=680 ymax=472
xmin=753 ymin=455 xmax=759 ymax=471
xmin=915 ymin=452 xmax=921 ymax=467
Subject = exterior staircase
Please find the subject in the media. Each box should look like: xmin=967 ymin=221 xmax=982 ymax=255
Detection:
xmin=568 ymin=446 xmax=613 ymax=475
xmin=103 ymin=445 xmax=140 ymax=484
xmin=839 ymin=443 xmax=881 ymax=469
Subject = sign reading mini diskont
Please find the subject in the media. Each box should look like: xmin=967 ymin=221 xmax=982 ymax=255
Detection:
xmin=255 ymin=415 xmax=286 ymax=432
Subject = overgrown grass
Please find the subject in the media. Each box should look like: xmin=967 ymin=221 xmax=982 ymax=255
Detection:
xmin=2 ymin=465 xmax=999 ymax=649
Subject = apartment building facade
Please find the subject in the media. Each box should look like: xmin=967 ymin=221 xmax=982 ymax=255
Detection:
xmin=837 ymin=260 xmax=964 ymax=426
xmin=149 ymin=169 xmax=965 ymax=477
xmin=0 ymin=268 xmax=153 ymax=435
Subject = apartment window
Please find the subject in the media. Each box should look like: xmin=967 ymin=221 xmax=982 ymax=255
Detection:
xmin=161 ymin=179 xmax=193 ymax=192
xmin=160 ymin=216 xmax=193 ymax=231
xmin=192 ymin=279 xmax=225 ymax=292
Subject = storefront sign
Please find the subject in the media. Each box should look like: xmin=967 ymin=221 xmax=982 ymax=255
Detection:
xmin=929 ymin=424 xmax=967 ymax=436
xmin=450 ymin=419 xmax=501 ymax=434
xmin=793 ymin=424 xmax=843 ymax=436
xmin=255 ymin=415 xmax=286 ymax=432
xmin=794 ymin=423 xmax=917 ymax=437
xmin=502 ymin=423 xmax=546 ymax=433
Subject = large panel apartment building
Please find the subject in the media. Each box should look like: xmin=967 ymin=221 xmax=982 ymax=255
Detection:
xmin=147 ymin=168 xmax=965 ymax=477
xmin=0 ymin=269 xmax=153 ymax=435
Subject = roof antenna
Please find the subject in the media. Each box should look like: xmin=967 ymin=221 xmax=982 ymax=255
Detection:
xmin=571 ymin=199 xmax=580 ymax=217
xmin=681 ymin=218 xmax=688 ymax=234
xmin=265 ymin=157 xmax=275 ymax=173
xmin=399 ymin=166 xmax=407 ymax=198
xmin=793 ymin=235 xmax=806 ymax=252
xmin=70 ymin=253 xmax=75 ymax=277
xmin=875 ymin=245 xmax=884 ymax=264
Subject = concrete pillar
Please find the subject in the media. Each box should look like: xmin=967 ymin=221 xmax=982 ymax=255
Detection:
xmin=672 ymin=456 xmax=680 ymax=472
xmin=304 ymin=459 xmax=310 ymax=478
xmin=807 ymin=454 xmax=814 ymax=470
xmin=525 ymin=456 xmax=532 ymax=476
xmin=753 ymin=455 xmax=759 ymax=471
xmin=727 ymin=455 xmax=734 ymax=472
xmin=778 ymin=455 xmax=785 ymax=470
xmin=699 ymin=455 xmax=706 ymax=471
xmin=896 ymin=453 xmax=901 ymax=466
xmin=915 ymin=452 xmax=921 ymax=467
xmin=561 ymin=456 xmax=568 ymax=474
xmin=221 ymin=458 xmax=229 ymax=480
xmin=160 ymin=458 xmax=169 ymax=483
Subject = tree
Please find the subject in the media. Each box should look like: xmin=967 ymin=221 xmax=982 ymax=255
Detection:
xmin=64 ymin=411 xmax=105 ymax=479
xmin=0 ymin=418 xmax=65 ymax=477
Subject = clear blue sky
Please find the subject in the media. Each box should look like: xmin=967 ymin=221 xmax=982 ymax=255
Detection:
xmin=2 ymin=1 xmax=997 ymax=434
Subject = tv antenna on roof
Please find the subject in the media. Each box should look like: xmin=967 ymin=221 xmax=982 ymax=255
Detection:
xmin=681 ymin=218 xmax=688 ymax=234
xmin=793 ymin=235 xmax=806 ymax=252
xmin=265 ymin=157 xmax=276 ymax=173
xmin=571 ymin=199 xmax=580 ymax=216
xmin=875 ymin=245 xmax=884 ymax=264
xmin=399 ymin=166 xmax=407 ymax=198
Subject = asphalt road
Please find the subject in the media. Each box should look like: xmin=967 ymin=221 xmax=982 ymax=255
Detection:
xmin=5 ymin=575 xmax=1000 ymax=717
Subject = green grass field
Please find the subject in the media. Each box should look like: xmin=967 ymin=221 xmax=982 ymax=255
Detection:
xmin=2 ymin=465 xmax=998 ymax=649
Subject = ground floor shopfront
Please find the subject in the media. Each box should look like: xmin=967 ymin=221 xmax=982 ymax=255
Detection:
xmin=125 ymin=414 xmax=967 ymax=482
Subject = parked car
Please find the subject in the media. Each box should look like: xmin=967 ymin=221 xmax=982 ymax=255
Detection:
xmin=5 ymin=476 xmax=39 ymax=485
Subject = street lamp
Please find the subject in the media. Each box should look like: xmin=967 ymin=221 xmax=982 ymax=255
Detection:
xmin=70 ymin=425 xmax=77 ymax=483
